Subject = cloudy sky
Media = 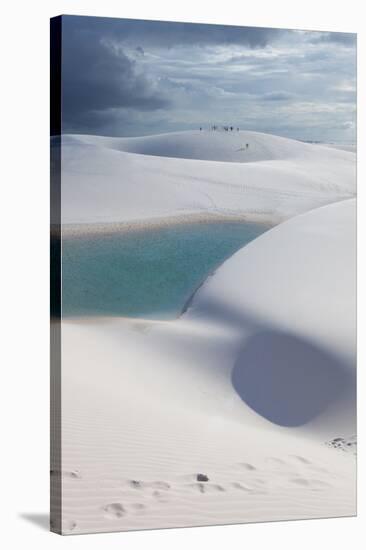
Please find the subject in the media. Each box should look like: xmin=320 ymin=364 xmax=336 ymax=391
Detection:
xmin=59 ymin=15 xmax=356 ymax=142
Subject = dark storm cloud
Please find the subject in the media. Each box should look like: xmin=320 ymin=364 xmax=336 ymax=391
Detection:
xmin=61 ymin=21 xmax=169 ymax=132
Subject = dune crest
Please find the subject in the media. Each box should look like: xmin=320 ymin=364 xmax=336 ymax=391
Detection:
xmin=67 ymin=130 xmax=354 ymax=164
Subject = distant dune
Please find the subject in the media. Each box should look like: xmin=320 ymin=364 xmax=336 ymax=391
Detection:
xmin=61 ymin=130 xmax=355 ymax=227
xmin=67 ymin=130 xmax=355 ymax=163
xmin=321 ymin=143 xmax=356 ymax=153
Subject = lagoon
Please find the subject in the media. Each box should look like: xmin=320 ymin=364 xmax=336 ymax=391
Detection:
xmin=62 ymin=221 xmax=268 ymax=319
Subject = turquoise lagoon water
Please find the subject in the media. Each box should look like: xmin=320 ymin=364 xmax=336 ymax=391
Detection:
xmin=62 ymin=221 xmax=268 ymax=319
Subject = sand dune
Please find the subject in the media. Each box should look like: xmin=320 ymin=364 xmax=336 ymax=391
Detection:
xmin=69 ymin=130 xmax=353 ymax=163
xmin=187 ymin=199 xmax=356 ymax=437
xmin=322 ymin=143 xmax=356 ymax=153
xmin=60 ymin=131 xmax=355 ymax=226
xmin=59 ymin=199 xmax=356 ymax=534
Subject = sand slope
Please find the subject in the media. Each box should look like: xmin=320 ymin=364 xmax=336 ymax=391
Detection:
xmin=187 ymin=199 xmax=356 ymax=437
xmin=59 ymin=199 xmax=356 ymax=534
xmin=71 ymin=130 xmax=353 ymax=163
xmin=61 ymin=131 xmax=355 ymax=226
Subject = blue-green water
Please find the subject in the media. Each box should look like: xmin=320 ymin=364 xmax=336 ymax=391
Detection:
xmin=62 ymin=222 xmax=268 ymax=319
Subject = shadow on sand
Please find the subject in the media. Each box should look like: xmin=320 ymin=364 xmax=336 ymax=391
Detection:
xmin=232 ymin=330 xmax=351 ymax=427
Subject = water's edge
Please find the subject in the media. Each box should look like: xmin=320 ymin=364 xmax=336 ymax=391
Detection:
xmin=61 ymin=212 xmax=276 ymax=238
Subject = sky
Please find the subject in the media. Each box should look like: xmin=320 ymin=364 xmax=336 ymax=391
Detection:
xmin=59 ymin=15 xmax=356 ymax=142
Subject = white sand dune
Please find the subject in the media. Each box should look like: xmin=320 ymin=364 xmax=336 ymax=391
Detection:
xmin=186 ymin=199 xmax=356 ymax=437
xmin=69 ymin=130 xmax=353 ymax=163
xmin=61 ymin=131 xmax=355 ymax=227
xmin=321 ymin=143 xmax=356 ymax=153
xmin=59 ymin=199 xmax=356 ymax=534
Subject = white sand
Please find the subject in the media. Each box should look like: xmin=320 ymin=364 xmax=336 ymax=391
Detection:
xmin=59 ymin=197 xmax=356 ymax=534
xmin=321 ymin=143 xmax=356 ymax=153
xmin=61 ymin=130 xmax=355 ymax=226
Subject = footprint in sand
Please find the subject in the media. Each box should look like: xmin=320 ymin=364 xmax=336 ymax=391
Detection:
xmin=231 ymin=482 xmax=251 ymax=492
xmin=238 ymin=462 xmax=257 ymax=471
xmin=253 ymin=478 xmax=266 ymax=485
xmin=128 ymin=479 xmax=144 ymax=489
xmin=127 ymin=479 xmax=171 ymax=495
xmin=103 ymin=503 xmax=126 ymax=519
xmin=189 ymin=482 xmax=226 ymax=494
xmin=150 ymin=481 xmax=171 ymax=490
xmin=152 ymin=490 xmax=170 ymax=503
xmin=289 ymin=455 xmax=312 ymax=465
xmin=290 ymin=477 xmax=331 ymax=489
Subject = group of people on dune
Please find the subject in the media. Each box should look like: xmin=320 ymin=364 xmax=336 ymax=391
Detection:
xmin=199 ymin=125 xmax=240 ymax=132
